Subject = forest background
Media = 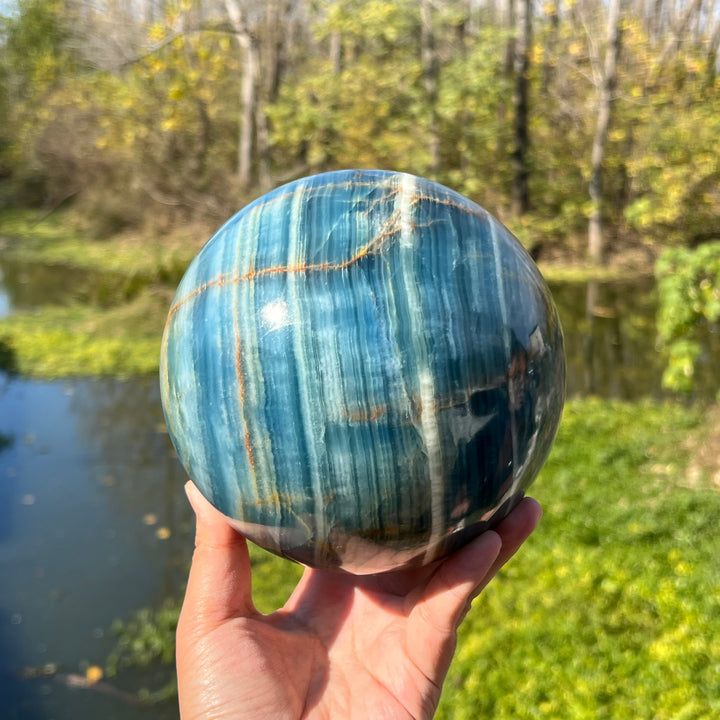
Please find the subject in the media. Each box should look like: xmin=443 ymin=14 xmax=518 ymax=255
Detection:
xmin=2 ymin=0 xmax=720 ymax=391
xmin=1 ymin=1 xmax=720 ymax=718
xmin=2 ymin=0 xmax=720 ymax=263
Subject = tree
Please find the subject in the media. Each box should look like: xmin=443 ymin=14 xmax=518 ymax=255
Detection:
xmin=0 ymin=0 xmax=77 ymax=204
xmin=222 ymin=0 xmax=260 ymax=188
xmin=511 ymin=0 xmax=532 ymax=216
xmin=268 ymin=0 xmax=429 ymax=175
xmin=420 ymin=0 xmax=441 ymax=175
xmin=587 ymin=0 xmax=622 ymax=265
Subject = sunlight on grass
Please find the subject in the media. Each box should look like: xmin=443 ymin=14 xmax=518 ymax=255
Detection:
xmin=104 ymin=399 xmax=720 ymax=718
xmin=437 ymin=399 xmax=719 ymax=719
xmin=0 ymin=208 xmax=198 ymax=282
xmin=0 ymin=288 xmax=170 ymax=377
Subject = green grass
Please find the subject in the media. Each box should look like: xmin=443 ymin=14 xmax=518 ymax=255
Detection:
xmin=105 ymin=399 xmax=720 ymax=718
xmin=437 ymin=398 xmax=719 ymax=720
xmin=537 ymin=262 xmax=651 ymax=284
xmin=0 ymin=288 xmax=171 ymax=377
xmin=0 ymin=209 xmax=191 ymax=378
xmin=0 ymin=208 xmax=197 ymax=282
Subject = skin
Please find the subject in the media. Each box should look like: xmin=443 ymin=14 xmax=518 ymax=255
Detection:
xmin=177 ymin=481 xmax=542 ymax=720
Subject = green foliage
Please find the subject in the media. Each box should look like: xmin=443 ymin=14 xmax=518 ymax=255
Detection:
xmin=624 ymin=91 xmax=720 ymax=245
xmin=0 ymin=208 xmax=197 ymax=281
xmin=0 ymin=289 xmax=168 ymax=377
xmin=105 ymin=598 xmax=180 ymax=705
xmin=437 ymin=398 xmax=719 ymax=719
xmin=620 ymin=20 xmax=720 ymax=245
xmin=248 ymin=543 xmax=305 ymax=613
xmin=436 ymin=27 xmax=513 ymax=203
xmin=104 ymin=399 xmax=720 ymax=719
xmin=83 ymin=26 xmax=241 ymax=223
xmin=107 ymin=599 xmax=179 ymax=674
xmin=0 ymin=209 xmax=201 ymax=379
xmin=1 ymin=0 xmax=73 ymax=86
xmin=1 ymin=0 xmax=719 ymax=253
xmin=1 ymin=0 xmax=240 ymax=220
xmin=0 ymin=0 xmax=77 ymax=200
xmin=655 ymin=242 xmax=720 ymax=395
xmin=269 ymin=0 xmax=429 ymax=174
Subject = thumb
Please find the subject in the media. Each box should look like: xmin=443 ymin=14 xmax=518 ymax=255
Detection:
xmin=405 ymin=530 xmax=502 ymax=683
xmin=180 ymin=481 xmax=256 ymax=630
xmin=405 ymin=497 xmax=543 ymax=682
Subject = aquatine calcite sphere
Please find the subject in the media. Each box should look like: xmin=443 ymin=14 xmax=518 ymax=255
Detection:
xmin=160 ymin=169 xmax=565 ymax=574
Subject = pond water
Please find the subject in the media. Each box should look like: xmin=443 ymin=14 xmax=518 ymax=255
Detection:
xmin=0 ymin=257 xmax=196 ymax=718
xmin=0 ymin=254 xmax=717 ymax=719
xmin=0 ymin=257 xmax=141 ymax=315
xmin=549 ymin=278 xmax=665 ymax=400
xmin=0 ymin=375 xmax=193 ymax=720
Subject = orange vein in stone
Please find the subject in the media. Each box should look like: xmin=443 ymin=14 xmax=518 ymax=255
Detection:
xmin=344 ymin=406 xmax=389 ymax=423
xmin=169 ymin=270 xmax=242 ymax=318
xmin=232 ymin=286 xmax=255 ymax=472
xmin=408 ymin=193 xmax=488 ymax=219
xmin=167 ymin=214 xmax=403 ymax=320
xmin=166 ymin=188 xmax=474 ymax=320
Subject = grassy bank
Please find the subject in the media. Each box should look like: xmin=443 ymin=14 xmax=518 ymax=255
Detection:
xmin=0 ymin=288 xmax=170 ymax=377
xmin=106 ymin=399 xmax=720 ymax=719
xmin=0 ymin=209 xmax=205 ymax=377
xmin=438 ymin=398 xmax=719 ymax=719
xmin=0 ymin=208 xmax=203 ymax=279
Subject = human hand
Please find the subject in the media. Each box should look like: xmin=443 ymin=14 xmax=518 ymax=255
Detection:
xmin=176 ymin=481 xmax=542 ymax=720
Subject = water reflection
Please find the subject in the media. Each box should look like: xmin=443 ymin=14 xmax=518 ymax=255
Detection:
xmin=0 ymin=257 xmax=139 ymax=313
xmin=548 ymin=278 xmax=667 ymax=399
xmin=0 ymin=263 xmax=11 ymax=320
xmin=0 ymin=374 xmax=192 ymax=720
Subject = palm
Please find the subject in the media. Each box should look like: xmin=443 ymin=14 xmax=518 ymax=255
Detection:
xmin=176 ymin=483 xmax=541 ymax=720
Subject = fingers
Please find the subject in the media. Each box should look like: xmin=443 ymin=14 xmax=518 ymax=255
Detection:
xmin=180 ymin=481 xmax=256 ymax=630
xmin=475 ymin=496 xmax=542 ymax=595
xmin=405 ymin=530 xmax=502 ymax=681
xmin=405 ymin=497 xmax=542 ymax=682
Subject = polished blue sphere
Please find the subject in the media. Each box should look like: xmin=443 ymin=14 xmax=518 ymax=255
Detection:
xmin=160 ymin=170 xmax=565 ymax=574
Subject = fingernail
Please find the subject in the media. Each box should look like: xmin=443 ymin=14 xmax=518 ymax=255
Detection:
xmin=184 ymin=481 xmax=210 ymax=523
xmin=184 ymin=481 xmax=199 ymax=512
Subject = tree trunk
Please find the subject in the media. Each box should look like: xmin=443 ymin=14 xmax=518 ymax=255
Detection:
xmin=648 ymin=0 xmax=704 ymax=87
xmin=223 ymin=0 xmax=259 ymax=188
xmin=502 ymin=0 xmax=516 ymax=77
xmin=330 ymin=30 xmax=342 ymax=75
xmin=256 ymin=0 xmax=287 ymax=191
xmin=238 ymin=33 xmax=258 ymax=188
xmin=588 ymin=0 xmax=622 ymax=265
xmin=511 ymin=0 xmax=531 ymax=216
xmin=420 ymin=0 xmax=440 ymax=175
xmin=542 ymin=0 xmax=559 ymax=92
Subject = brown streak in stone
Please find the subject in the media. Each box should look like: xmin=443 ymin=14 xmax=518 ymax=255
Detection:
xmin=232 ymin=289 xmax=255 ymax=473
xmin=167 ymin=218 xmax=403 ymax=320
xmin=345 ymin=406 xmax=389 ymax=423
xmin=168 ymin=271 xmax=240 ymax=318
xmin=165 ymin=189 xmax=474 ymax=321
xmin=243 ymin=428 xmax=255 ymax=470
xmin=408 ymin=193 xmax=488 ymax=219
xmin=359 ymin=186 xmax=401 ymax=216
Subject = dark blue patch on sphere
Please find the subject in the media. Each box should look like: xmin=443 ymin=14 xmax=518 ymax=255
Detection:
xmin=160 ymin=170 xmax=565 ymax=574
